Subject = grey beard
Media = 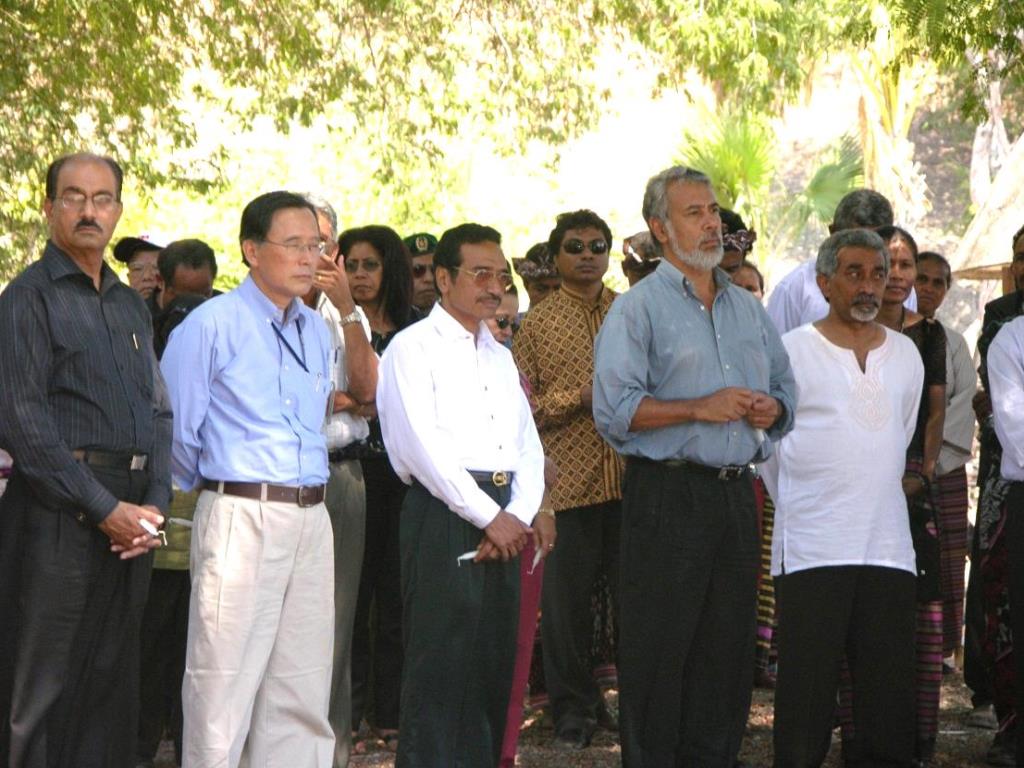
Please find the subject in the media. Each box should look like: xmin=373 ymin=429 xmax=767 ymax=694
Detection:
xmin=850 ymin=304 xmax=880 ymax=322
xmin=672 ymin=244 xmax=724 ymax=271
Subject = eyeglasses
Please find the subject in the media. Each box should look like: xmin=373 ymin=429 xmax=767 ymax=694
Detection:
xmin=262 ymin=239 xmax=326 ymax=257
xmin=344 ymin=259 xmax=382 ymax=274
xmin=54 ymin=191 xmax=119 ymax=212
xmin=562 ymin=238 xmax=608 ymax=255
xmin=412 ymin=263 xmax=435 ymax=279
xmin=495 ymin=315 xmax=520 ymax=332
xmin=451 ymin=266 xmax=514 ymax=289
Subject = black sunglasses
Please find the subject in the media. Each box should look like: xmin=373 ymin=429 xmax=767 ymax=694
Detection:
xmin=562 ymin=238 xmax=608 ymax=255
xmin=412 ymin=263 xmax=435 ymax=279
xmin=495 ymin=315 xmax=521 ymax=332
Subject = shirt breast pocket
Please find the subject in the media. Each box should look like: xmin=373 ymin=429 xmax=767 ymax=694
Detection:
xmin=110 ymin=322 xmax=154 ymax=399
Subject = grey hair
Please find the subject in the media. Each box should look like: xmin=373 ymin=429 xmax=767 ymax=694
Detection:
xmin=832 ymin=189 xmax=894 ymax=231
xmin=641 ymin=166 xmax=712 ymax=256
xmin=816 ymin=228 xmax=890 ymax=278
xmin=642 ymin=165 xmax=712 ymax=225
xmin=303 ymin=193 xmax=339 ymax=241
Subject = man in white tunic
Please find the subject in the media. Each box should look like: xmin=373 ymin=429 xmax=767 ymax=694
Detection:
xmin=766 ymin=228 xmax=923 ymax=768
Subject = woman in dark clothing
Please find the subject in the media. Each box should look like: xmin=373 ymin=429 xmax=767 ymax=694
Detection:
xmin=339 ymin=225 xmax=421 ymax=753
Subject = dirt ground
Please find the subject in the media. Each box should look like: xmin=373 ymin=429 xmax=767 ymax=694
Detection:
xmin=182 ymin=670 xmax=988 ymax=768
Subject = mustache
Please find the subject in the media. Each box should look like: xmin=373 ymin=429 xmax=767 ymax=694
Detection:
xmin=852 ymin=293 xmax=879 ymax=307
xmin=75 ymin=219 xmax=101 ymax=231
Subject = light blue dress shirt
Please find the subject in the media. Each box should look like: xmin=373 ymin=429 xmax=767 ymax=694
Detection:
xmin=593 ymin=259 xmax=796 ymax=465
xmin=161 ymin=275 xmax=332 ymax=490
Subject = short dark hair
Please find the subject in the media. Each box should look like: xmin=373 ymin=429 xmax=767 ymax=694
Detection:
xmin=719 ymin=208 xmax=747 ymax=235
xmin=917 ymin=251 xmax=952 ymax=287
xmin=239 ymin=191 xmax=318 ymax=259
xmin=1012 ymin=224 xmax=1024 ymax=251
xmin=832 ymin=189 xmax=894 ymax=231
xmin=339 ymin=225 xmax=416 ymax=330
xmin=547 ymin=209 xmax=612 ymax=257
xmin=876 ymin=224 xmax=918 ymax=259
xmin=45 ymin=153 xmax=124 ymax=200
xmin=158 ymin=239 xmax=218 ymax=285
xmin=737 ymin=260 xmax=765 ymax=292
xmin=433 ymin=223 xmax=502 ymax=274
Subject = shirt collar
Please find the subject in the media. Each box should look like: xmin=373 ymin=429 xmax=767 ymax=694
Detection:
xmin=429 ymin=302 xmax=499 ymax=350
xmin=559 ymin=283 xmax=609 ymax=309
xmin=239 ymin=274 xmax=306 ymax=328
xmin=42 ymin=240 xmax=121 ymax=294
xmin=655 ymin=257 xmax=733 ymax=299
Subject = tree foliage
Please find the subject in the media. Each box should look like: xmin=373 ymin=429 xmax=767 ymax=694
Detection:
xmin=0 ymin=0 xmax=606 ymax=277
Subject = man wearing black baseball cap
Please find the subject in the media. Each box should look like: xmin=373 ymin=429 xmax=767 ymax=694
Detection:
xmin=113 ymin=235 xmax=164 ymax=306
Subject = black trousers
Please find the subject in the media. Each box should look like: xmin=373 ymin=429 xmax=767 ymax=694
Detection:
xmin=0 ymin=467 xmax=152 ymax=768
xmin=1004 ymin=483 xmax=1024 ymax=764
xmin=963 ymin=517 xmax=993 ymax=707
xmin=351 ymin=456 xmax=406 ymax=731
xmin=540 ymin=499 xmax=621 ymax=734
xmin=618 ymin=459 xmax=759 ymax=768
xmin=396 ymin=481 xmax=519 ymax=768
xmin=136 ymin=567 xmax=190 ymax=763
xmin=773 ymin=566 xmax=916 ymax=768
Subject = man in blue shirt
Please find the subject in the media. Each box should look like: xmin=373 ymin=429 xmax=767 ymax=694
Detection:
xmin=161 ymin=191 xmax=335 ymax=768
xmin=593 ymin=166 xmax=796 ymax=767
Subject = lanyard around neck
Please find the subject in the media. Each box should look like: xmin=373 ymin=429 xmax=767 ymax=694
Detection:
xmin=272 ymin=320 xmax=309 ymax=373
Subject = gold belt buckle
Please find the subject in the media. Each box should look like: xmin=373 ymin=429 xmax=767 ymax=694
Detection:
xmin=491 ymin=471 xmax=510 ymax=487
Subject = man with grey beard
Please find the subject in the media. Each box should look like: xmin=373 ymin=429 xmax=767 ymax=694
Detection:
xmin=593 ymin=165 xmax=796 ymax=767
xmin=765 ymin=228 xmax=922 ymax=767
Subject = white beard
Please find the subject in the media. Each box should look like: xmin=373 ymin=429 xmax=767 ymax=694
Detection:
xmin=666 ymin=220 xmax=724 ymax=271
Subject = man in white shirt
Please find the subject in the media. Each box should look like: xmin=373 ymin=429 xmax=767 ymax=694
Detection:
xmin=303 ymin=195 xmax=378 ymax=768
xmin=987 ymin=316 xmax=1024 ymax=766
xmin=767 ymin=189 xmax=913 ymax=334
xmin=376 ymin=223 xmax=548 ymax=767
xmin=766 ymin=228 xmax=923 ymax=767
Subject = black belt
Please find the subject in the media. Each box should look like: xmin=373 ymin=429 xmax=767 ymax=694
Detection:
xmin=468 ymin=470 xmax=514 ymax=487
xmin=73 ymin=449 xmax=148 ymax=471
xmin=202 ymin=480 xmax=326 ymax=507
xmin=327 ymin=445 xmax=363 ymax=463
xmin=631 ymin=456 xmax=753 ymax=481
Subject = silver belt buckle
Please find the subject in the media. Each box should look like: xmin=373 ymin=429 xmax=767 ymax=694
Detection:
xmin=491 ymin=471 xmax=510 ymax=487
xmin=297 ymin=485 xmax=322 ymax=507
xmin=130 ymin=454 xmax=148 ymax=471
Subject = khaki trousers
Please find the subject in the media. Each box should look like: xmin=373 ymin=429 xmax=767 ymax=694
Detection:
xmin=182 ymin=490 xmax=335 ymax=768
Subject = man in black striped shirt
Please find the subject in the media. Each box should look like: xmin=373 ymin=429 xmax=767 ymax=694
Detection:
xmin=0 ymin=153 xmax=172 ymax=768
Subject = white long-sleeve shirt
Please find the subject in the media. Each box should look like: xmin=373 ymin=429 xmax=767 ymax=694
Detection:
xmin=376 ymin=303 xmax=545 ymax=529
xmin=937 ymin=325 xmax=977 ymax=476
xmin=989 ymin=316 xmax=1024 ymax=482
xmin=767 ymin=324 xmax=923 ymax=577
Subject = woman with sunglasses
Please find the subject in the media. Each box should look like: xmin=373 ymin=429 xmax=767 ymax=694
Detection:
xmin=338 ymin=224 xmax=421 ymax=754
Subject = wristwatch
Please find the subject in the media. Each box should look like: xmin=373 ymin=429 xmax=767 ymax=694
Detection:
xmin=339 ymin=310 xmax=361 ymax=327
xmin=538 ymin=507 xmax=556 ymax=519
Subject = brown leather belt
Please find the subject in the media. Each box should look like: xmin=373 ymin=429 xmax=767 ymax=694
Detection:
xmin=202 ymin=480 xmax=326 ymax=507
xmin=73 ymin=449 xmax=148 ymax=471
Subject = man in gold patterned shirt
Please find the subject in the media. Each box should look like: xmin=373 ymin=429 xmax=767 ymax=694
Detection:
xmin=513 ymin=209 xmax=622 ymax=750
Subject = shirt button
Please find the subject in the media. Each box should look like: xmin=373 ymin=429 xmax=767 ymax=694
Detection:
xmin=76 ymin=511 xmax=86 ymax=523
xmin=725 ymin=364 xmax=731 ymax=370
xmin=285 ymin=399 xmax=292 ymax=405
xmin=732 ymin=431 xmax=738 ymax=436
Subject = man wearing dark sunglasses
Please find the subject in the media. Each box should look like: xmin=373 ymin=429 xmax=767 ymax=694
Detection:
xmin=513 ymin=209 xmax=622 ymax=750
xmin=403 ymin=231 xmax=439 ymax=313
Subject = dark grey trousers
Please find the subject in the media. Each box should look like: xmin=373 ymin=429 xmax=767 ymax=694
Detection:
xmin=618 ymin=458 xmax=759 ymax=768
xmin=395 ymin=480 xmax=519 ymax=768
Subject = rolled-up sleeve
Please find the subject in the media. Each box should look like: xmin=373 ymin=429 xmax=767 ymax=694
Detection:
xmin=592 ymin=300 xmax=651 ymax=449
